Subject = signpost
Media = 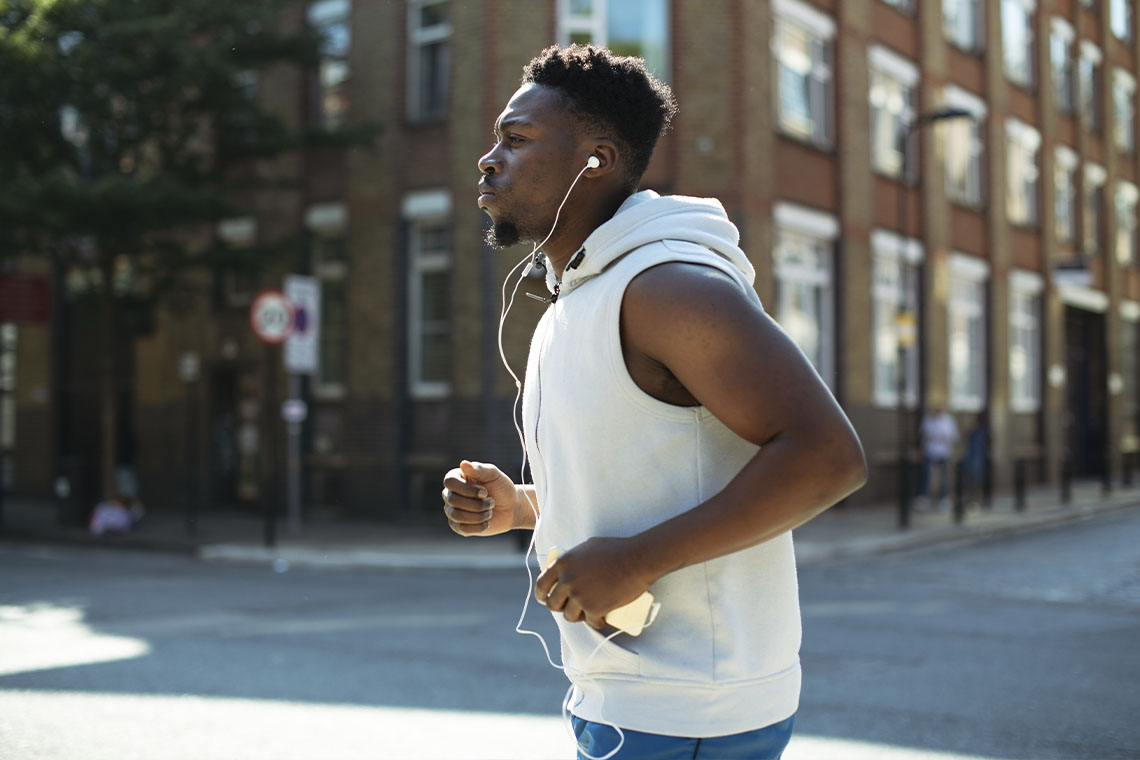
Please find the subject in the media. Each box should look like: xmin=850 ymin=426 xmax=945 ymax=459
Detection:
xmin=249 ymin=281 xmax=320 ymax=541
xmin=282 ymin=276 xmax=319 ymax=535
xmin=250 ymin=289 xmax=294 ymax=547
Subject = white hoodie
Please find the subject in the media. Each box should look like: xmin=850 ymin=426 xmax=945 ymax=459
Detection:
xmin=523 ymin=190 xmax=802 ymax=737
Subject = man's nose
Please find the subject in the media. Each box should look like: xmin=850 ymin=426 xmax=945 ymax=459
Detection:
xmin=478 ymin=149 xmax=500 ymax=175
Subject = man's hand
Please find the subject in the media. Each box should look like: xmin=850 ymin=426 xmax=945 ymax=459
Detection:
xmin=535 ymin=537 xmax=655 ymax=630
xmin=442 ymin=460 xmax=527 ymax=536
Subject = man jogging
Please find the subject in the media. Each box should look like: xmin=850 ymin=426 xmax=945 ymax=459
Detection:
xmin=442 ymin=45 xmax=866 ymax=759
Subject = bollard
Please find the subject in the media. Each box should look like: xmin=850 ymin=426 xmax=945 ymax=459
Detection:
xmin=982 ymin=454 xmax=993 ymax=508
xmin=898 ymin=457 xmax=912 ymax=531
xmin=1061 ymin=459 xmax=1072 ymax=504
xmin=1015 ymin=459 xmax=1027 ymax=512
xmin=953 ymin=460 xmax=965 ymax=524
xmin=1102 ymin=452 xmax=1112 ymax=496
xmin=1124 ymin=451 xmax=1134 ymax=489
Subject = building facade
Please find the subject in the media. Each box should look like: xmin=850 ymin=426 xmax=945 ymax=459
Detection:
xmin=6 ymin=0 xmax=1140 ymax=522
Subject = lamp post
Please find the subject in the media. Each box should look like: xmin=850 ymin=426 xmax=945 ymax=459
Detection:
xmin=897 ymin=108 xmax=974 ymax=530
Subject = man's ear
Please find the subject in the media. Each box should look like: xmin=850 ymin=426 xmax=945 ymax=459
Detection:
xmin=584 ymin=140 xmax=619 ymax=176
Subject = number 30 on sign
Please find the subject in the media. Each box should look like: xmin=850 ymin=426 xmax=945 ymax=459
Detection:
xmin=249 ymin=290 xmax=295 ymax=345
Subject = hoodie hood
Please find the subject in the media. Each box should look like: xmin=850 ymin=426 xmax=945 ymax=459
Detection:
xmin=545 ymin=190 xmax=754 ymax=298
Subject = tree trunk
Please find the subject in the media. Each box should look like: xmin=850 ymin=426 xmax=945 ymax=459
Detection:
xmin=98 ymin=257 xmax=118 ymax=501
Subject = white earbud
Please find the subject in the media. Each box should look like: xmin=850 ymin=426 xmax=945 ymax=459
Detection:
xmin=586 ymin=155 xmax=600 ymax=169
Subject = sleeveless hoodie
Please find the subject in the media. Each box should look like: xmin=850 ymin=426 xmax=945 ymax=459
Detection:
xmin=522 ymin=190 xmax=802 ymax=737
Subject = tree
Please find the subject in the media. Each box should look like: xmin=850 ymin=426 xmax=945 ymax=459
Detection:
xmin=0 ymin=0 xmax=375 ymax=503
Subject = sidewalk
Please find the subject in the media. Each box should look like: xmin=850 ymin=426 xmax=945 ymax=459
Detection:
xmin=2 ymin=480 xmax=1138 ymax=570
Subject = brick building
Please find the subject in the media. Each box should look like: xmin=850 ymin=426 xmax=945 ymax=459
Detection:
xmin=6 ymin=0 xmax=1140 ymax=522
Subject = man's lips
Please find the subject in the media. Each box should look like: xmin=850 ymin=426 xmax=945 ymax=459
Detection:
xmin=477 ymin=181 xmax=496 ymax=209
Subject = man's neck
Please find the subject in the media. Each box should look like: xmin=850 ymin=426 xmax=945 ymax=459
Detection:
xmin=542 ymin=192 xmax=630 ymax=279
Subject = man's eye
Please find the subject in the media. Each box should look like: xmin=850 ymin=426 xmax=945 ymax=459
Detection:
xmin=507 ymin=134 xmax=523 ymax=144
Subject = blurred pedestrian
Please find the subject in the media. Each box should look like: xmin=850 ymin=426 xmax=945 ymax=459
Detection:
xmin=918 ymin=406 xmax=959 ymax=510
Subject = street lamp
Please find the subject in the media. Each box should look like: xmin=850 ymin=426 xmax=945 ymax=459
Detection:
xmin=897 ymin=108 xmax=974 ymax=530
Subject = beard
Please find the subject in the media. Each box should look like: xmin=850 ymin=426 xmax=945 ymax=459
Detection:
xmin=484 ymin=220 xmax=521 ymax=249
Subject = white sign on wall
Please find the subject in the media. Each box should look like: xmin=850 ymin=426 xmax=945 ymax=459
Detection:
xmin=283 ymin=275 xmax=321 ymax=375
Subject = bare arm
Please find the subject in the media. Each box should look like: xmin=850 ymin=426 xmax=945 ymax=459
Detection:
xmin=538 ymin=263 xmax=867 ymax=629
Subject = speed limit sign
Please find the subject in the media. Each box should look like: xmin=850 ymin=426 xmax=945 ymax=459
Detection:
xmin=249 ymin=290 xmax=295 ymax=345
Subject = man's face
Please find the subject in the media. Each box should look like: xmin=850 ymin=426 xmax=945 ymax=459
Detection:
xmin=477 ymin=84 xmax=583 ymax=248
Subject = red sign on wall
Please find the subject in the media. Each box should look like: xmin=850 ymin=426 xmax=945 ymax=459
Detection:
xmin=0 ymin=274 xmax=51 ymax=324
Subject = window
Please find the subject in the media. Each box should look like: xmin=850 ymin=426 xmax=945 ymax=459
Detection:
xmin=1113 ymin=68 xmax=1136 ymax=153
xmin=868 ymin=45 xmax=918 ymax=179
xmin=1051 ymin=18 xmax=1076 ymax=113
xmin=1122 ymin=303 xmax=1140 ymax=455
xmin=0 ymin=323 xmax=15 ymax=492
xmin=404 ymin=191 xmax=452 ymax=397
xmin=772 ymin=0 xmax=836 ymax=149
xmin=315 ymin=239 xmax=348 ymax=391
xmin=308 ymin=0 xmax=350 ymax=128
xmin=1111 ymin=0 xmax=1133 ymax=40
xmin=1006 ymin=119 xmax=1041 ymax=226
xmin=1079 ymin=42 xmax=1103 ymax=133
xmin=872 ymin=230 xmax=922 ymax=408
xmin=1002 ymin=0 xmax=1036 ymax=88
xmin=1055 ymin=146 xmax=1079 ymax=243
xmin=215 ymin=217 xmax=258 ymax=307
xmin=557 ymin=0 xmax=670 ymax=78
xmin=407 ymin=0 xmax=451 ymax=121
xmin=943 ymin=86 xmax=987 ymax=206
xmin=773 ymin=203 xmax=837 ymax=387
xmin=305 ymin=203 xmax=349 ymax=395
xmin=1009 ymin=270 xmax=1043 ymax=413
xmin=1115 ymin=181 xmax=1139 ymax=265
xmin=948 ymin=254 xmax=989 ymax=412
xmin=881 ymin=0 xmax=914 ymax=12
xmin=944 ymin=0 xmax=985 ymax=53
xmin=1084 ymin=163 xmax=1107 ymax=254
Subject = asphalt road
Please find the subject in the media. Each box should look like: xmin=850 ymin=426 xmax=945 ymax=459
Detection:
xmin=1 ymin=506 xmax=1138 ymax=760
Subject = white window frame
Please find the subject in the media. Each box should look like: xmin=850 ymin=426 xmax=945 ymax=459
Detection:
xmin=943 ymin=86 xmax=988 ymax=206
xmin=948 ymin=253 xmax=990 ymax=413
xmin=1009 ymin=269 xmax=1044 ymax=413
xmin=1115 ymin=180 xmax=1140 ymax=266
xmin=1112 ymin=68 xmax=1136 ymax=153
xmin=1002 ymin=0 xmax=1037 ymax=88
xmin=556 ymin=0 xmax=671 ymax=78
xmin=1051 ymin=17 xmax=1076 ymax=114
xmin=773 ymin=202 xmax=838 ymax=388
xmin=1111 ymin=0 xmax=1134 ymax=41
xmin=944 ymin=0 xmax=985 ymax=53
xmin=1084 ymin=162 xmax=1107 ymax=255
xmin=404 ymin=190 xmax=452 ymax=399
xmin=1006 ymin=118 xmax=1041 ymax=226
xmin=871 ymin=230 xmax=923 ymax=408
xmin=406 ymin=0 xmax=452 ymax=122
xmin=772 ymin=0 xmax=836 ymax=149
xmin=1079 ymin=41 xmax=1103 ymax=133
xmin=1054 ymin=145 xmax=1079 ymax=243
xmin=868 ymin=45 xmax=919 ymax=179
xmin=306 ymin=202 xmax=349 ymax=399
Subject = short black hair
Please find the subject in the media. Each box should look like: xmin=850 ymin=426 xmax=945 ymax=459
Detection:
xmin=522 ymin=44 xmax=677 ymax=193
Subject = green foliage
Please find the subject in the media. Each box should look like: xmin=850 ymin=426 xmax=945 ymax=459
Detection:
xmin=0 ymin=0 xmax=374 ymax=284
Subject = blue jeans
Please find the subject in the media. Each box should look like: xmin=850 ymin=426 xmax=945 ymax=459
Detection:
xmin=919 ymin=456 xmax=950 ymax=501
xmin=571 ymin=715 xmax=795 ymax=760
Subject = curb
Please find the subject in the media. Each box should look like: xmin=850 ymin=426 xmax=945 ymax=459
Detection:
xmin=191 ymin=500 xmax=1140 ymax=572
xmin=794 ymin=499 xmax=1140 ymax=565
xmin=196 ymin=543 xmax=531 ymax=571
